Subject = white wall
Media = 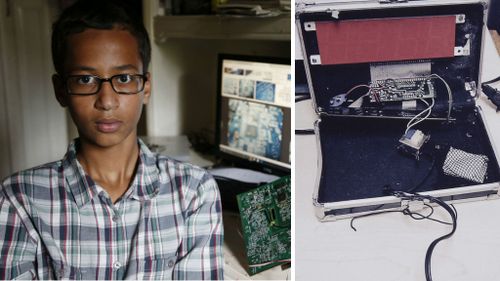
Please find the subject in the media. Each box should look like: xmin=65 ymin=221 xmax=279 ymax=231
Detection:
xmin=0 ymin=0 xmax=68 ymax=178
xmin=143 ymin=4 xmax=290 ymax=140
xmin=0 ymin=35 xmax=12 ymax=179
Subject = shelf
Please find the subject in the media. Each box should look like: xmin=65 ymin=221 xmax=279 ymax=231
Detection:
xmin=153 ymin=14 xmax=290 ymax=42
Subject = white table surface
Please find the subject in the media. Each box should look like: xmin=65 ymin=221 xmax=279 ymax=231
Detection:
xmin=295 ymin=32 xmax=500 ymax=281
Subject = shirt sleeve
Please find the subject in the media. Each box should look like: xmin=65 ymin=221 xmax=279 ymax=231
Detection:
xmin=173 ymin=171 xmax=224 ymax=280
xmin=0 ymin=189 xmax=38 ymax=280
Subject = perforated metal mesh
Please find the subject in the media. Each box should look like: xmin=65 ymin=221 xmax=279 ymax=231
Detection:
xmin=443 ymin=147 xmax=489 ymax=183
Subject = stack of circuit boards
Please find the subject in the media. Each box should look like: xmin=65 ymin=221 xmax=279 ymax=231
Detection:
xmin=237 ymin=176 xmax=291 ymax=275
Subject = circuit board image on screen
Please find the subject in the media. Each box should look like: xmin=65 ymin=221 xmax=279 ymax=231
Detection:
xmin=217 ymin=55 xmax=291 ymax=174
xmin=227 ymin=99 xmax=283 ymax=160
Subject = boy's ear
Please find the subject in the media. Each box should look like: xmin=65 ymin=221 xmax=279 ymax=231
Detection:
xmin=142 ymin=72 xmax=151 ymax=105
xmin=52 ymin=74 xmax=68 ymax=107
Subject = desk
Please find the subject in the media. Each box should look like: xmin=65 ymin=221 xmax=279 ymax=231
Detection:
xmin=295 ymin=32 xmax=500 ymax=280
xmin=139 ymin=135 xmax=214 ymax=168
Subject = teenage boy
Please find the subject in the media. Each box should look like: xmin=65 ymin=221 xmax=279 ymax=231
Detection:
xmin=0 ymin=1 xmax=223 ymax=279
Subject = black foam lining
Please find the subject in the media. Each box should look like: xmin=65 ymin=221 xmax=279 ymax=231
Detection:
xmin=316 ymin=111 xmax=500 ymax=203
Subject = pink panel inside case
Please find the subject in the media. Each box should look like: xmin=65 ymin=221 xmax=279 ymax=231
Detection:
xmin=315 ymin=15 xmax=457 ymax=65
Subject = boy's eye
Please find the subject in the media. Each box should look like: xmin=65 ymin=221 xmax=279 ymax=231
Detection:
xmin=75 ymin=75 xmax=97 ymax=85
xmin=116 ymin=74 xmax=133 ymax=84
xmin=76 ymin=75 xmax=96 ymax=84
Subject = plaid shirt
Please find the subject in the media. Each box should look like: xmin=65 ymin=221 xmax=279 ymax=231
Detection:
xmin=0 ymin=139 xmax=224 ymax=280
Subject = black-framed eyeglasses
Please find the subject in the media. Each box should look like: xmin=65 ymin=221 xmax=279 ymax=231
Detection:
xmin=64 ymin=74 xmax=148 ymax=95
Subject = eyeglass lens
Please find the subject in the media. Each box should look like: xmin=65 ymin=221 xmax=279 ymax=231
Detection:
xmin=66 ymin=74 xmax=144 ymax=95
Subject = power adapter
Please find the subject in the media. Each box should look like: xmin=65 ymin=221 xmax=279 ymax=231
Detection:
xmin=398 ymin=129 xmax=430 ymax=159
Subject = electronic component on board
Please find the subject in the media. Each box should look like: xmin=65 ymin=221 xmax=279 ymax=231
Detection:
xmin=237 ymin=176 xmax=291 ymax=275
xmin=369 ymin=77 xmax=436 ymax=103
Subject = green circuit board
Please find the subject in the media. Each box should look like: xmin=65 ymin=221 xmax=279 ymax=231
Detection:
xmin=237 ymin=176 xmax=291 ymax=275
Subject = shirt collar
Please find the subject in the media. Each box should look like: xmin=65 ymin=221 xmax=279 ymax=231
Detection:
xmin=63 ymin=138 xmax=160 ymax=208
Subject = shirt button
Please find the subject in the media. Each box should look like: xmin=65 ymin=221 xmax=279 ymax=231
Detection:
xmin=113 ymin=261 xmax=122 ymax=270
xmin=167 ymin=259 xmax=175 ymax=268
xmin=58 ymin=269 xmax=65 ymax=278
xmin=112 ymin=215 xmax=119 ymax=222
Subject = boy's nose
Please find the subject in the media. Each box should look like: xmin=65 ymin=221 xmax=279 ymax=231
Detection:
xmin=95 ymin=81 xmax=119 ymax=111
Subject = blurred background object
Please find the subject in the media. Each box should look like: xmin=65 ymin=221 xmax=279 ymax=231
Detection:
xmin=488 ymin=0 xmax=500 ymax=55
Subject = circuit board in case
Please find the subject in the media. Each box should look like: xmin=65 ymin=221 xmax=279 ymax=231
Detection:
xmin=369 ymin=77 xmax=436 ymax=103
xmin=237 ymin=176 xmax=291 ymax=275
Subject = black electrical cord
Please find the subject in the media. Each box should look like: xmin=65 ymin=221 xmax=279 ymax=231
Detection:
xmin=350 ymin=191 xmax=457 ymax=281
xmin=350 ymin=202 xmax=452 ymax=231
xmin=296 ymin=95 xmax=315 ymax=135
xmin=483 ymin=75 xmax=500 ymax=85
xmin=295 ymin=129 xmax=315 ymax=135
xmin=295 ymin=95 xmax=311 ymax=103
xmin=416 ymin=194 xmax=458 ymax=281
xmin=481 ymin=79 xmax=500 ymax=110
xmin=406 ymin=153 xmax=436 ymax=194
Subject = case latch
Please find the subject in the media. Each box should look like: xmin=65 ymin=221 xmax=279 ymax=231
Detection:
xmin=401 ymin=198 xmax=425 ymax=212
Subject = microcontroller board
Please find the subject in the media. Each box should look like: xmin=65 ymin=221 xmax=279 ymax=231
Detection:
xmin=369 ymin=77 xmax=435 ymax=103
xmin=237 ymin=176 xmax=291 ymax=275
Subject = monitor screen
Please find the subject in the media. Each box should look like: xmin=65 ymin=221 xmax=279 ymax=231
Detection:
xmin=216 ymin=54 xmax=291 ymax=174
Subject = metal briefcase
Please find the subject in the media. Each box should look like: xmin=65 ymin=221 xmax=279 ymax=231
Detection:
xmin=296 ymin=0 xmax=500 ymax=221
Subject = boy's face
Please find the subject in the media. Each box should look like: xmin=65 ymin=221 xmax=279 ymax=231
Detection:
xmin=53 ymin=28 xmax=151 ymax=148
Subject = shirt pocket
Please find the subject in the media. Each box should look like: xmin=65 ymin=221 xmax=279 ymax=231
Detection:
xmin=128 ymin=254 xmax=177 ymax=281
xmin=12 ymin=268 xmax=36 ymax=280
xmin=5 ymin=262 xmax=37 ymax=280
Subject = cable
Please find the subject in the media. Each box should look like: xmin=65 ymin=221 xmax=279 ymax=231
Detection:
xmin=350 ymin=202 xmax=452 ymax=231
xmin=344 ymin=84 xmax=370 ymax=96
xmin=295 ymin=95 xmax=311 ymax=103
xmin=483 ymin=75 xmax=500 ymax=85
xmin=405 ymin=192 xmax=457 ymax=281
xmin=428 ymin=74 xmax=452 ymax=121
xmin=295 ymin=95 xmax=314 ymax=134
xmin=295 ymin=129 xmax=315 ymax=135
xmin=405 ymin=98 xmax=435 ymax=135
xmin=405 ymin=153 xmax=436 ymax=194
xmin=350 ymin=192 xmax=457 ymax=281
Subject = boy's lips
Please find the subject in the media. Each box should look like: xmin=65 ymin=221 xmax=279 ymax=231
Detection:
xmin=95 ymin=119 xmax=122 ymax=133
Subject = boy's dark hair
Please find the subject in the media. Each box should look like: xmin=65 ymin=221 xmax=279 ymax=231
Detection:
xmin=51 ymin=0 xmax=151 ymax=75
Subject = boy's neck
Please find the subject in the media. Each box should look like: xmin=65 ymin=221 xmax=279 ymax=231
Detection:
xmin=77 ymin=134 xmax=140 ymax=203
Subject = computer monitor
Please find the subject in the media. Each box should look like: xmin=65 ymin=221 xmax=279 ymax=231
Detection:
xmin=216 ymin=54 xmax=291 ymax=175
